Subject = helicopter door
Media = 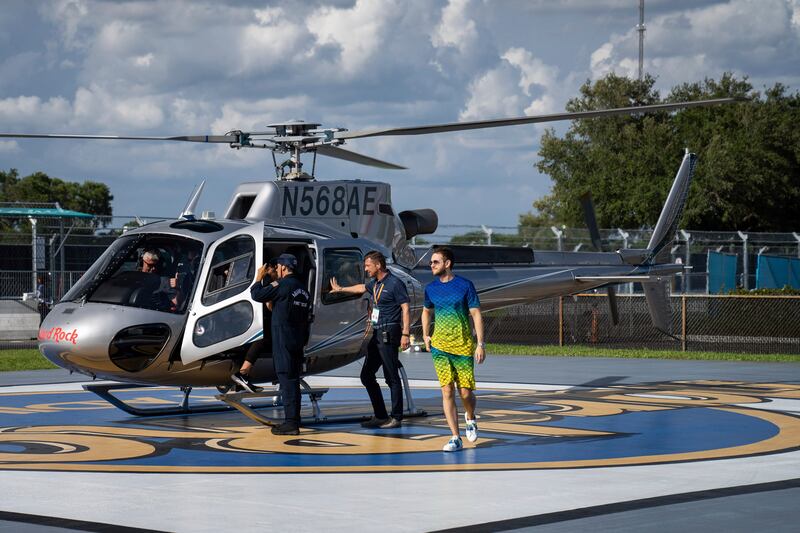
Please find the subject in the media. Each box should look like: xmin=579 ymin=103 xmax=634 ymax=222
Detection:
xmin=312 ymin=247 xmax=368 ymax=356
xmin=181 ymin=222 xmax=264 ymax=365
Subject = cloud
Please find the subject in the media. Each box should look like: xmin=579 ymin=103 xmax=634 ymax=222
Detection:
xmin=2 ymin=0 xmax=797 ymax=228
xmin=209 ymin=95 xmax=312 ymax=134
xmin=306 ymin=0 xmax=401 ymax=77
xmin=0 ymin=95 xmax=73 ymax=128
xmin=73 ymin=84 xmax=164 ymax=130
xmin=431 ymin=0 xmax=478 ymax=53
xmin=40 ymin=0 xmax=90 ymax=50
xmin=590 ymin=0 xmax=800 ymax=89
xmin=461 ymin=48 xmax=562 ymax=121
xmin=0 ymin=141 xmax=20 ymax=153
xmin=460 ymin=63 xmax=525 ymax=121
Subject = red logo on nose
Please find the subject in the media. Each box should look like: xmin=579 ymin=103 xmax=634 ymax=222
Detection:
xmin=38 ymin=327 xmax=79 ymax=345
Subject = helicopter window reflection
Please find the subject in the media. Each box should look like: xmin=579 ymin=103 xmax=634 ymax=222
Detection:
xmin=202 ymin=235 xmax=255 ymax=306
xmin=64 ymin=234 xmax=204 ymax=314
xmin=322 ymin=249 xmax=364 ymax=305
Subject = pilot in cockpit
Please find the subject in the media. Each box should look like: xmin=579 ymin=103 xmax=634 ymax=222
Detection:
xmin=137 ymin=250 xmax=177 ymax=311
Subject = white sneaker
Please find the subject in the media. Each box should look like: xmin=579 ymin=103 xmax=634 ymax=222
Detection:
xmin=442 ymin=436 xmax=463 ymax=452
xmin=465 ymin=413 xmax=478 ymax=443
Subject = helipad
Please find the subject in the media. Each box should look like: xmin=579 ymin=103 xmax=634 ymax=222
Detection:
xmin=0 ymin=355 xmax=798 ymax=532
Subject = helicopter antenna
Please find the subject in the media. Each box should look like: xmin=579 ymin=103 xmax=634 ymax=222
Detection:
xmin=179 ymin=180 xmax=206 ymax=220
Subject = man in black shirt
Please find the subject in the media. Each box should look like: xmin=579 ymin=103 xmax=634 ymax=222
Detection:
xmin=330 ymin=250 xmax=410 ymax=428
xmin=250 ymin=253 xmax=311 ymax=436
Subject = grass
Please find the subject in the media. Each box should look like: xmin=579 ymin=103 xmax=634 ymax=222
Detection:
xmin=1 ymin=346 xmax=798 ymax=372
xmin=0 ymin=349 xmax=59 ymax=372
xmin=488 ymin=343 xmax=800 ymax=363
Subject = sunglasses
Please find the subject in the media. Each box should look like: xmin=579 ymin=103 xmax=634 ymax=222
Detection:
xmin=429 ymin=260 xmax=443 ymax=266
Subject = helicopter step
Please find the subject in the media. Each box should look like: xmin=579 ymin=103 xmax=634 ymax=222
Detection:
xmin=218 ymin=368 xmax=428 ymax=426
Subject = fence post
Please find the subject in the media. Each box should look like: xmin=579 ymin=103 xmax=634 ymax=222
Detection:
xmin=681 ymin=295 xmax=687 ymax=351
xmin=738 ymin=230 xmax=749 ymax=289
xmin=558 ymin=296 xmax=564 ymax=347
xmin=551 ymin=226 xmax=563 ymax=252
xmin=680 ymin=229 xmax=691 ymax=292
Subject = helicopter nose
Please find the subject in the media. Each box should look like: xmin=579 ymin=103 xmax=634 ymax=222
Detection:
xmin=38 ymin=302 xmax=178 ymax=377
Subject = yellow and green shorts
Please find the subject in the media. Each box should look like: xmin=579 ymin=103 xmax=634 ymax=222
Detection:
xmin=431 ymin=347 xmax=475 ymax=390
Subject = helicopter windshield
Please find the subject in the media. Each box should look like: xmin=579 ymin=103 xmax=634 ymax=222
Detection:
xmin=62 ymin=234 xmax=204 ymax=314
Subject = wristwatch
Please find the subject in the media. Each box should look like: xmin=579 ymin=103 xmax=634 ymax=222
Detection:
xmin=477 ymin=342 xmax=486 ymax=348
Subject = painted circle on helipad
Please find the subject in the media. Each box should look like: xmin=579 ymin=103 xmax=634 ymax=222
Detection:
xmin=0 ymin=381 xmax=798 ymax=473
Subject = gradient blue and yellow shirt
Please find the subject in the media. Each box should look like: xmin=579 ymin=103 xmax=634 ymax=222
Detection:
xmin=424 ymin=275 xmax=480 ymax=356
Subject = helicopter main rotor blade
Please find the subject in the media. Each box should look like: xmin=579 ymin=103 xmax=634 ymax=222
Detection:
xmin=315 ymin=145 xmax=406 ymax=170
xmin=336 ymin=98 xmax=738 ymax=140
xmin=0 ymin=133 xmax=239 ymax=143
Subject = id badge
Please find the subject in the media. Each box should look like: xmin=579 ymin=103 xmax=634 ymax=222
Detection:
xmin=370 ymin=308 xmax=380 ymax=326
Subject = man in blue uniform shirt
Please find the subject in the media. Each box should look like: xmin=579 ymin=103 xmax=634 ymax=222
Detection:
xmin=330 ymin=250 xmax=410 ymax=428
xmin=250 ymin=253 xmax=311 ymax=436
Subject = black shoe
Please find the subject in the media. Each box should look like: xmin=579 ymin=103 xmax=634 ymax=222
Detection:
xmin=271 ymin=422 xmax=300 ymax=435
xmin=231 ymin=372 xmax=264 ymax=393
xmin=360 ymin=416 xmax=389 ymax=428
xmin=379 ymin=417 xmax=402 ymax=429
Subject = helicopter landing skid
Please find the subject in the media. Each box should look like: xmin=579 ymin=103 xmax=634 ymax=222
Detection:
xmin=218 ymin=369 xmax=428 ymax=427
xmin=82 ymin=382 xmax=281 ymax=417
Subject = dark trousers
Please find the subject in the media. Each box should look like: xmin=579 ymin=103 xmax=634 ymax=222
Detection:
xmin=361 ymin=328 xmax=403 ymax=420
xmin=272 ymin=326 xmax=304 ymax=425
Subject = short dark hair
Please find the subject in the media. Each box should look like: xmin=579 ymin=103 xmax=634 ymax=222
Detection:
xmin=432 ymin=246 xmax=454 ymax=268
xmin=364 ymin=250 xmax=386 ymax=269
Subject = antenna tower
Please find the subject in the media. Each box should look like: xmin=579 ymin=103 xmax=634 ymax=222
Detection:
xmin=637 ymin=0 xmax=646 ymax=81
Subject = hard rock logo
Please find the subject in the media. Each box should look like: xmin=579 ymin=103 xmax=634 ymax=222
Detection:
xmin=38 ymin=327 xmax=79 ymax=344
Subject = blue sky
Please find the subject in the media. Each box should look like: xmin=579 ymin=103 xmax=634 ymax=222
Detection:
xmin=1 ymin=0 xmax=798 ymax=227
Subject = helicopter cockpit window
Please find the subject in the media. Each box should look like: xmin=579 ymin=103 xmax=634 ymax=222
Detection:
xmin=322 ymin=249 xmax=364 ymax=304
xmin=61 ymin=234 xmax=204 ymax=314
xmin=201 ymin=235 xmax=255 ymax=306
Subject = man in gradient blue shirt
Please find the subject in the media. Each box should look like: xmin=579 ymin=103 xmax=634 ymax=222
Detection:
xmin=422 ymin=246 xmax=485 ymax=452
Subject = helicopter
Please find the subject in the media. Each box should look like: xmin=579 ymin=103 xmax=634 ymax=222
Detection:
xmin=2 ymin=97 xmax=735 ymax=416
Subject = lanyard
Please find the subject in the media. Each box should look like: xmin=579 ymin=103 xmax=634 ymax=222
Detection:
xmin=373 ymin=281 xmax=385 ymax=304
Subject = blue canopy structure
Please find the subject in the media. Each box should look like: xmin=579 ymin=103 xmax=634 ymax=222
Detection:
xmin=0 ymin=206 xmax=94 ymax=219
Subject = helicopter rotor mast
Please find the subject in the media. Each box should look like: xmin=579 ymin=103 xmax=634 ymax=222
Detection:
xmin=0 ymin=97 xmax=738 ymax=180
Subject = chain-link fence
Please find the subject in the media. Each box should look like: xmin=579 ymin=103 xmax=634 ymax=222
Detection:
xmin=3 ymin=212 xmax=800 ymax=294
xmin=4 ymin=292 xmax=800 ymax=354
xmin=476 ymin=294 xmax=800 ymax=354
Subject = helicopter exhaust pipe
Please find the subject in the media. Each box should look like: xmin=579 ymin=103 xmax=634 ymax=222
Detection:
xmin=399 ymin=209 xmax=438 ymax=240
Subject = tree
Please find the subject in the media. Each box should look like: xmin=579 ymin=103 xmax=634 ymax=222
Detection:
xmin=528 ymin=73 xmax=800 ymax=232
xmin=0 ymin=169 xmax=113 ymax=228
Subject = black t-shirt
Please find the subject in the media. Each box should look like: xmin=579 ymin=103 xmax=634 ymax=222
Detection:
xmin=364 ymin=271 xmax=410 ymax=330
